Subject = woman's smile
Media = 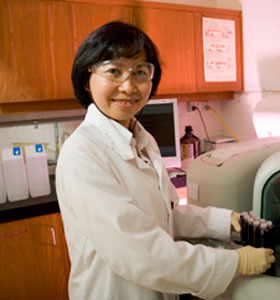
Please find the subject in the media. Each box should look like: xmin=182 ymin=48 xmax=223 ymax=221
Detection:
xmin=112 ymin=98 xmax=139 ymax=109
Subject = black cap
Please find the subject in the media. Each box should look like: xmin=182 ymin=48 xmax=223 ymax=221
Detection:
xmin=185 ymin=126 xmax=193 ymax=133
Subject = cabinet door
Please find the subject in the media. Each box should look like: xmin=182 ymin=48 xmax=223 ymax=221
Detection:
xmin=0 ymin=0 xmax=74 ymax=102
xmin=48 ymin=1 xmax=75 ymax=100
xmin=135 ymin=7 xmax=197 ymax=95
xmin=0 ymin=213 xmax=70 ymax=300
xmin=70 ymin=2 xmax=133 ymax=54
xmin=194 ymin=12 xmax=243 ymax=92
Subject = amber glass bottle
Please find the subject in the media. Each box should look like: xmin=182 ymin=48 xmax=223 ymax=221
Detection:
xmin=180 ymin=126 xmax=200 ymax=170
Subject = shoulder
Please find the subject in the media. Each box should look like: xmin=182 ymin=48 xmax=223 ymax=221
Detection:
xmin=58 ymin=121 xmax=109 ymax=167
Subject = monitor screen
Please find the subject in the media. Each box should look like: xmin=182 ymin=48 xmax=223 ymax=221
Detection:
xmin=136 ymin=98 xmax=181 ymax=169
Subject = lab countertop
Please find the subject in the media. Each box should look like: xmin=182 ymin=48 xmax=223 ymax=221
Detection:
xmin=0 ymin=176 xmax=59 ymax=223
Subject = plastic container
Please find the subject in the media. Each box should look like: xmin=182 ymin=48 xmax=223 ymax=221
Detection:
xmin=25 ymin=144 xmax=51 ymax=198
xmin=180 ymin=126 xmax=200 ymax=170
xmin=0 ymin=160 xmax=7 ymax=204
xmin=2 ymin=147 xmax=29 ymax=202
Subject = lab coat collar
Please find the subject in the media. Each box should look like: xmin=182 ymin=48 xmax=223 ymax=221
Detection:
xmin=85 ymin=104 xmax=150 ymax=161
xmin=133 ymin=119 xmax=164 ymax=178
xmin=132 ymin=120 xmax=150 ymax=152
xmin=110 ymin=118 xmax=133 ymax=145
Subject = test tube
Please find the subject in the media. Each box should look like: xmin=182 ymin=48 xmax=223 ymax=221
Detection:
xmin=247 ymin=217 xmax=254 ymax=246
xmin=266 ymin=221 xmax=273 ymax=229
xmin=240 ymin=212 xmax=248 ymax=245
xmin=260 ymin=223 xmax=267 ymax=247
xmin=275 ymin=245 xmax=280 ymax=277
xmin=264 ymin=220 xmax=274 ymax=248
xmin=253 ymin=220 xmax=260 ymax=247
xmin=249 ymin=211 xmax=257 ymax=219
xmin=243 ymin=213 xmax=250 ymax=245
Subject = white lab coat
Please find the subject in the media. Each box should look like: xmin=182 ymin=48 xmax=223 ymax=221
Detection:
xmin=56 ymin=103 xmax=238 ymax=300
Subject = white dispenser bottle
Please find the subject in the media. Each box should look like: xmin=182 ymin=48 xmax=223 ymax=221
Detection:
xmin=25 ymin=144 xmax=51 ymax=198
xmin=0 ymin=160 xmax=7 ymax=204
xmin=2 ymin=147 xmax=29 ymax=202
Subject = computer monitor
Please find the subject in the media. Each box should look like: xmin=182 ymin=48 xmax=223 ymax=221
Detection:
xmin=136 ymin=98 xmax=181 ymax=169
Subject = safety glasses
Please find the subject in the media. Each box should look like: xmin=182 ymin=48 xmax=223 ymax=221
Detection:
xmin=88 ymin=61 xmax=155 ymax=83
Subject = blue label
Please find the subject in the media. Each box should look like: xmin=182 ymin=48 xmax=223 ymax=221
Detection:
xmin=35 ymin=144 xmax=43 ymax=153
xmin=13 ymin=147 xmax=21 ymax=156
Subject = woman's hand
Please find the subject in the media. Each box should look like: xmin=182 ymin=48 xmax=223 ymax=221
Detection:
xmin=236 ymin=246 xmax=275 ymax=275
xmin=231 ymin=211 xmax=241 ymax=233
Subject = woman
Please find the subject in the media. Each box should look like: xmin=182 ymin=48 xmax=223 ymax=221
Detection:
xmin=56 ymin=21 xmax=274 ymax=300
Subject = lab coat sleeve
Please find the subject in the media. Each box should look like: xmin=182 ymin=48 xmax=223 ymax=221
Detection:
xmin=56 ymin=136 xmax=238 ymax=299
xmin=172 ymin=204 xmax=232 ymax=241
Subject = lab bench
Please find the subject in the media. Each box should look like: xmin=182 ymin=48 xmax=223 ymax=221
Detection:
xmin=0 ymin=175 xmax=58 ymax=223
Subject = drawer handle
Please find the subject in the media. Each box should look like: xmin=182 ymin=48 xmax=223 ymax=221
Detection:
xmin=50 ymin=226 xmax=56 ymax=247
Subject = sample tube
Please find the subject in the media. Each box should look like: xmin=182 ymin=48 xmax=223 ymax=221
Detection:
xmin=275 ymin=245 xmax=280 ymax=277
xmin=249 ymin=211 xmax=257 ymax=219
xmin=266 ymin=221 xmax=273 ymax=229
xmin=260 ymin=223 xmax=267 ymax=247
xmin=253 ymin=220 xmax=260 ymax=247
xmin=243 ymin=213 xmax=250 ymax=245
xmin=264 ymin=221 xmax=274 ymax=248
xmin=240 ymin=212 xmax=248 ymax=245
xmin=247 ymin=217 xmax=254 ymax=246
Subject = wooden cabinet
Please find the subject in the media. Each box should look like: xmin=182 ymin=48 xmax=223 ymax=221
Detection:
xmin=0 ymin=0 xmax=74 ymax=102
xmin=70 ymin=2 xmax=133 ymax=54
xmin=0 ymin=0 xmax=243 ymax=112
xmin=0 ymin=0 xmax=133 ymax=104
xmin=0 ymin=213 xmax=70 ymax=300
xmin=135 ymin=7 xmax=197 ymax=94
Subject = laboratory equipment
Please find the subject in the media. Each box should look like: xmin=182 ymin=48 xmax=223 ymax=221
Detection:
xmin=187 ymin=137 xmax=280 ymax=212
xmin=135 ymin=98 xmax=181 ymax=169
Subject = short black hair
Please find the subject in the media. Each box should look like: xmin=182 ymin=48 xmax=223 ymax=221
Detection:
xmin=71 ymin=21 xmax=162 ymax=108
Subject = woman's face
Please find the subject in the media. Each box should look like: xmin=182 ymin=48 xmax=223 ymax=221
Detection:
xmin=88 ymin=51 xmax=153 ymax=129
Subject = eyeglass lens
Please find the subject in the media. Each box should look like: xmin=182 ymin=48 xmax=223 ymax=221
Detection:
xmin=89 ymin=61 xmax=154 ymax=83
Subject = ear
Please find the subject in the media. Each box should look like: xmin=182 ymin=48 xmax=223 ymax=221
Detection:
xmin=84 ymin=80 xmax=90 ymax=92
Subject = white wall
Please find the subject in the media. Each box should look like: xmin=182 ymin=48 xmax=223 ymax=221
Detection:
xmin=242 ymin=0 xmax=280 ymax=92
xmin=221 ymin=0 xmax=280 ymax=141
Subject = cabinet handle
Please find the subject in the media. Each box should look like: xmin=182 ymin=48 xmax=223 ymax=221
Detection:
xmin=50 ymin=226 xmax=56 ymax=247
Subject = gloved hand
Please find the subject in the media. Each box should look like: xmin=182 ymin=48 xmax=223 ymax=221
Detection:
xmin=236 ymin=246 xmax=275 ymax=275
xmin=231 ymin=212 xmax=241 ymax=233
